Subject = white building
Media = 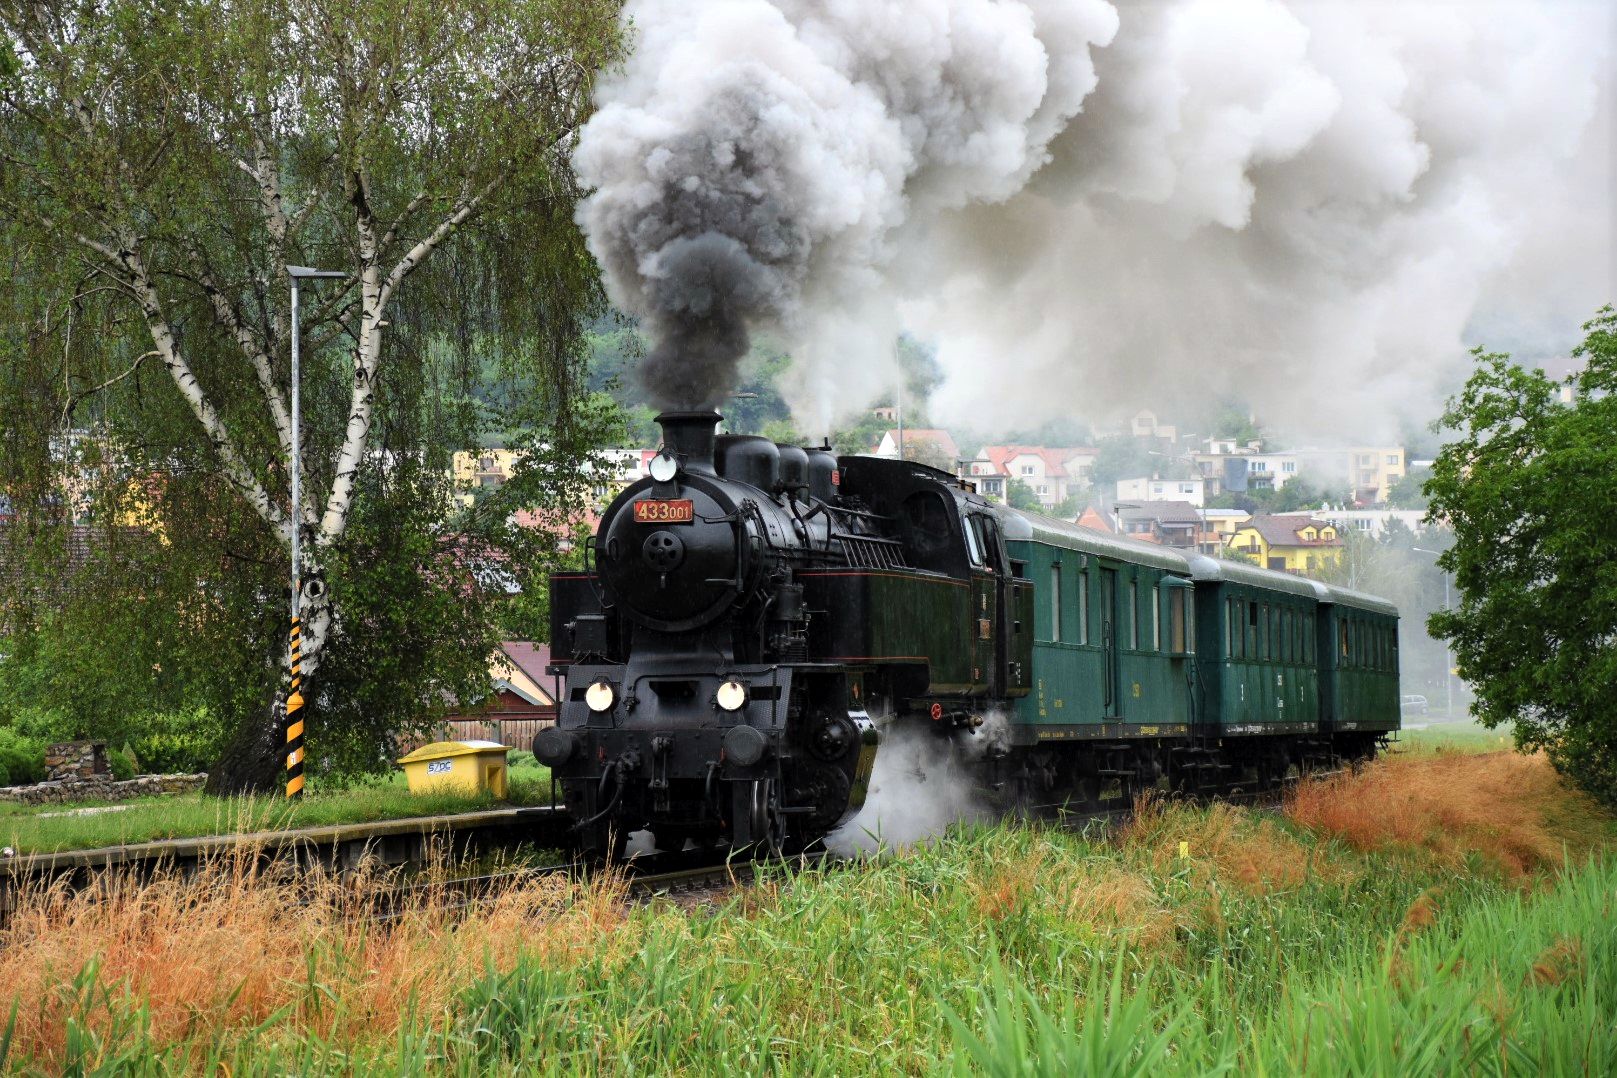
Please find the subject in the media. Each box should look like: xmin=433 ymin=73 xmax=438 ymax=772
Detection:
xmin=1303 ymin=508 xmax=1430 ymax=539
xmin=1116 ymin=476 xmax=1208 ymax=508
xmin=967 ymin=445 xmax=1099 ymax=509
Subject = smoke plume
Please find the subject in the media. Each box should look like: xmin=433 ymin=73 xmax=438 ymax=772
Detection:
xmin=577 ymin=0 xmax=1613 ymax=433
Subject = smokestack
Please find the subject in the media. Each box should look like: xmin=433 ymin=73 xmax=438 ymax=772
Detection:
xmin=656 ymin=411 xmax=722 ymax=476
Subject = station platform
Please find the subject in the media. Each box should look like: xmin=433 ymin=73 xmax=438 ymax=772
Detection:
xmin=0 ymin=804 xmax=572 ymax=902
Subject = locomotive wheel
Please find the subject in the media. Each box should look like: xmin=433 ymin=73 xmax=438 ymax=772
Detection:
xmin=747 ymin=778 xmax=782 ymax=852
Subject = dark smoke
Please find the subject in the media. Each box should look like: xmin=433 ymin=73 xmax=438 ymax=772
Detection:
xmin=580 ymin=86 xmax=813 ymax=409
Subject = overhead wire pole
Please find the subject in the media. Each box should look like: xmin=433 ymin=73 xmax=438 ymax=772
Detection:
xmin=1412 ymin=546 xmax=1455 ymax=717
xmin=284 ymin=265 xmax=345 ymax=799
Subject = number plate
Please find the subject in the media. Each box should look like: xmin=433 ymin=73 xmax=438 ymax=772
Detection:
xmin=633 ymin=498 xmax=695 ymax=524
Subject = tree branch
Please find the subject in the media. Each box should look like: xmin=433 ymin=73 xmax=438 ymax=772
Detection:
xmin=118 ymin=239 xmax=289 ymax=542
xmin=61 ymin=350 xmax=158 ymax=423
xmin=181 ymin=243 xmax=297 ymax=468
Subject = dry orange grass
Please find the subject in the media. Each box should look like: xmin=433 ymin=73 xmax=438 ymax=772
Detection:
xmin=1285 ymin=750 xmax=1608 ymax=877
xmin=1123 ymin=797 xmax=1336 ymax=894
xmin=0 ymin=850 xmax=633 ymax=1068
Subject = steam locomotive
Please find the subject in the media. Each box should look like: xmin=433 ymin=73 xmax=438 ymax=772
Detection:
xmin=535 ymin=410 xmax=1400 ymax=856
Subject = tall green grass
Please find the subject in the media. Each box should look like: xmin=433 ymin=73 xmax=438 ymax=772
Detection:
xmin=1 ymin=779 xmax=1609 ymax=1073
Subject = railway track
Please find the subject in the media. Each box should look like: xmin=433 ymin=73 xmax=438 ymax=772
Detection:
xmin=2 ymin=769 xmax=1341 ymax=924
xmin=369 ymin=845 xmax=833 ymax=920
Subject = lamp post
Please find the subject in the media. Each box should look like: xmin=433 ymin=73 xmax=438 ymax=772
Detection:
xmin=1412 ymin=546 xmax=1453 ymax=717
xmin=284 ymin=265 xmax=345 ymax=798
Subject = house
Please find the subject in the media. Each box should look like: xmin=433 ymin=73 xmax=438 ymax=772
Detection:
xmin=1075 ymin=505 xmax=1115 ymax=534
xmin=1114 ymin=501 xmax=1207 ymax=550
xmin=1200 ymin=507 xmax=1252 ymax=542
xmin=966 ymin=445 xmax=1099 ymax=509
xmin=1269 ymin=447 xmax=1405 ymax=503
xmin=1115 ymin=476 xmax=1208 ymax=508
xmin=1226 ymin=515 xmax=1344 ymax=575
xmin=1126 ymin=410 xmax=1178 ymax=443
xmin=452 ymin=447 xmax=655 ymax=510
xmin=1299 ymin=508 xmax=1429 ymax=539
xmin=874 ymin=429 xmax=960 ymax=468
xmin=437 ymin=641 xmax=559 ymax=746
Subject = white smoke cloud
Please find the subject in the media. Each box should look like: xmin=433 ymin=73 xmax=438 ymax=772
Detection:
xmin=578 ymin=0 xmax=1614 ymax=439
xmin=825 ymin=712 xmax=1008 ymax=855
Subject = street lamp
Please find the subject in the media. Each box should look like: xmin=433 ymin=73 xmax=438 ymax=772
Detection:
xmin=284 ymin=265 xmax=345 ymax=799
xmin=1412 ymin=546 xmax=1454 ymax=717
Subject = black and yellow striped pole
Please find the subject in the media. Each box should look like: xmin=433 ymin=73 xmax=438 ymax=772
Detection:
xmin=285 ymin=266 xmax=342 ymax=800
xmin=286 ymin=615 xmax=305 ymax=798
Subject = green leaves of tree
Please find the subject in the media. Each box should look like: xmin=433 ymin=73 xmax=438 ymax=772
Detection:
xmin=1428 ymin=305 xmax=1617 ymax=806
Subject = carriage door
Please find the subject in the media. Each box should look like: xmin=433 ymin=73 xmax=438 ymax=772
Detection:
xmin=1100 ymin=567 xmax=1120 ymax=716
xmin=977 ymin=514 xmax=1016 ymax=697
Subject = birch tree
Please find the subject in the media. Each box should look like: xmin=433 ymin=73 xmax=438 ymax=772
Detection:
xmin=0 ymin=0 xmax=622 ymax=790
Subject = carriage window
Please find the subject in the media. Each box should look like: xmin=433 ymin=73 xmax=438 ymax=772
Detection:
xmin=1152 ymin=584 xmax=1161 ymax=651
xmin=1339 ymin=621 xmax=1349 ymax=660
xmin=1078 ymin=571 xmax=1089 ymax=645
xmin=1169 ymin=588 xmax=1188 ymax=654
xmin=1050 ymin=565 xmax=1062 ymax=642
xmin=1248 ymin=601 xmax=1259 ymax=659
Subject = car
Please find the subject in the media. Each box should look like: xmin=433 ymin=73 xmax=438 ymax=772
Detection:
xmin=1400 ymin=694 xmax=1429 ymax=716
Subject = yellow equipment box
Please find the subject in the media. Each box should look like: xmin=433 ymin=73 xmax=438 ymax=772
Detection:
xmin=397 ymin=740 xmax=510 ymax=798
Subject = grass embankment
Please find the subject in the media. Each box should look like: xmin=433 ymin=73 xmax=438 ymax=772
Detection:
xmin=0 ymin=747 xmax=1611 ymax=1073
xmin=0 ymin=764 xmax=554 ymax=855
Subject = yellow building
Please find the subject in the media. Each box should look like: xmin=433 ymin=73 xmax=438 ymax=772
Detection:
xmin=1226 ymin=515 xmax=1344 ymax=576
xmin=1348 ymin=446 xmax=1406 ymax=503
xmin=451 ymin=449 xmax=523 ymax=508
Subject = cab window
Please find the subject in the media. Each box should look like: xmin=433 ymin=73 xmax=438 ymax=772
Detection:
xmin=962 ymin=514 xmax=984 ymax=567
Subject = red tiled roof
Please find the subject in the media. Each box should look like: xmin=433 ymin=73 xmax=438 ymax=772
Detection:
xmin=979 ymin=445 xmax=1098 ymax=479
xmin=1076 ymin=506 xmax=1115 ymax=533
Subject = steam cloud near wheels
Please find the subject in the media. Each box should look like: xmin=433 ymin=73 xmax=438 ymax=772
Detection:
xmin=575 ymin=0 xmax=1611 ymax=439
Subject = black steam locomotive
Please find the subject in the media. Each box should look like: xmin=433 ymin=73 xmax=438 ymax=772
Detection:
xmin=536 ymin=410 xmax=1401 ymax=856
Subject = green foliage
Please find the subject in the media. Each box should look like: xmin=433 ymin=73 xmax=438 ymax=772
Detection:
xmin=1088 ymin=437 xmax=1156 ymax=488
xmin=829 ymin=412 xmax=891 ymax=456
xmin=126 ymin=709 xmax=226 ymax=775
xmin=1384 ymin=465 xmax=1433 ymax=509
xmin=1209 ymin=476 xmax=1346 ymax=515
xmin=0 ymin=727 xmax=44 ymax=786
xmin=1428 ymin=306 xmax=1617 ymax=806
xmin=1006 ymin=478 xmax=1042 ymax=511
xmin=0 ymin=0 xmax=624 ymax=792
xmin=1210 ymin=402 xmax=1263 ymax=447
xmin=106 ymin=748 xmax=135 ymax=782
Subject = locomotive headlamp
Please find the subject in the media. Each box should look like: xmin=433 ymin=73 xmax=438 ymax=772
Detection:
xmin=648 ymin=451 xmax=679 ymax=483
xmin=715 ymin=678 xmax=748 ymax=712
xmin=585 ymin=678 xmax=616 ymax=713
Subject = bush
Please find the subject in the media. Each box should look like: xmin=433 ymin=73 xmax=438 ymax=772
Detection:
xmin=120 ymin=742 xmax=140 ymax=774
xmin=128 ymin=708 xmax=225 ymax=774
xmin=0 ymin=727 xmax=46 ymax=786
xmin=107 ymin=748 xmax=136 ymax=782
